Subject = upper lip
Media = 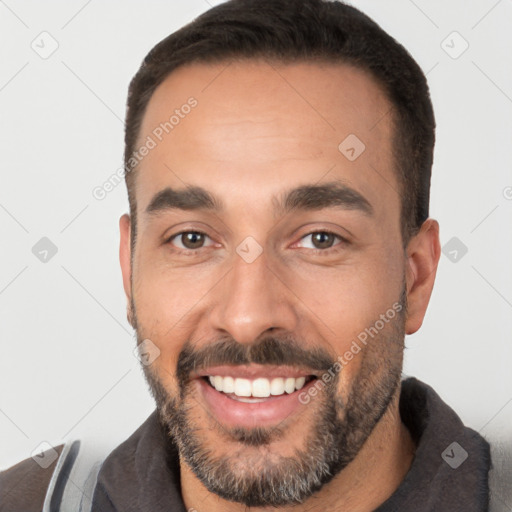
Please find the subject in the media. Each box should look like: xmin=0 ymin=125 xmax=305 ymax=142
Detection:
xmin=194 ymin=364 xmax=320 ymax=380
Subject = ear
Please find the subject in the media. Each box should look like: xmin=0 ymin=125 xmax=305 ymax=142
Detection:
xmin=119 ymin=214 xmax=134 ymax=328
xmin=404 ymin=219 xmax=441 ymax=335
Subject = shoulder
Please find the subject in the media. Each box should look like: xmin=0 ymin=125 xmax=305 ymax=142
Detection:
xmin=0 ymin=444 xmax=64 ymax=512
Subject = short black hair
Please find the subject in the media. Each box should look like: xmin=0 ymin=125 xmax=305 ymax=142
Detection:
xmin=124 ymin=0 xmax=435 ymax=248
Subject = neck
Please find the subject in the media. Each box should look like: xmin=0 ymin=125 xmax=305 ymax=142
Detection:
xmin=180 ymin=393 xmax=415 ymax=512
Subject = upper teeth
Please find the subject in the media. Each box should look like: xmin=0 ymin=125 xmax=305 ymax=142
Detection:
xmin=208 ymin=376 xmax=307 ymax=398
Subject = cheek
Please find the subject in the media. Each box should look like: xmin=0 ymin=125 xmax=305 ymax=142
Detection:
xmin=133 ymin=251 xmax=218 ymax=328
xmin=286 ymin=254 xmax=404 ymax=397
xmin=288 ymin=261 xmax=403 ymax=341
xmin=132 ymin=268 xmax=213 ymax=387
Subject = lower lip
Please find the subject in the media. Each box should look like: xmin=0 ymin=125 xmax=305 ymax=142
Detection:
xmin=196 ymin=378 xmax=316 ymax=429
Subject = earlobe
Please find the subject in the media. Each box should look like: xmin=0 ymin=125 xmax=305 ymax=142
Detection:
xmin=404 ymin=219 xmax=441 ymax=335
xmin=119 ymin=214 xmax=133 ymax=326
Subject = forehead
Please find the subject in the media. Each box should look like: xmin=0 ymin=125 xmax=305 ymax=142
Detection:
xmin=134 ymin=60 xmax=398 ymax=222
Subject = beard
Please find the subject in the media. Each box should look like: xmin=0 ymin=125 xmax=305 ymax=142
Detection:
xmin=131 ymin=289 xmax=407 ymax=507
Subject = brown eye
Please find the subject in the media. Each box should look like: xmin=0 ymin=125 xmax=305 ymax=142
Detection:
xmin=182 ymin=232 xmax=204 ymax=249
xmin=296 ymin=231 xmax=343 ymax=251
xmin=310 ymin=232 xmax=337 ymax=249
xmin=171 ymin=231 xmax=211 ymax=250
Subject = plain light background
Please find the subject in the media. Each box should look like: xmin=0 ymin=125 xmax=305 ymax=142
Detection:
xmin=1 ymin=0 xmax=511 ymax=489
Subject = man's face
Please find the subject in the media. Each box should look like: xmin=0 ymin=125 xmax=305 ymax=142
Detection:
xmin=121 ymin=61 xmax=411 ymax=505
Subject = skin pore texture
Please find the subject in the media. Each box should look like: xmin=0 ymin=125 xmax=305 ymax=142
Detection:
xmin=119 ymin=61 xmax=441 ymax=511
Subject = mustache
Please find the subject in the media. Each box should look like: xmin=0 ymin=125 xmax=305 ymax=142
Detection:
xmin=177 ymin=335 xmax=336 ymax=384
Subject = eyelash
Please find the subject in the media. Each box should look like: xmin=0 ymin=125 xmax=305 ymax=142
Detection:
xmin=165 ymin=229 xmax=348 ymax=255
xmin=294 ymin=230 xmax=347 ymax=254
xmin=165 ymin=230 xmax=216 ymax=252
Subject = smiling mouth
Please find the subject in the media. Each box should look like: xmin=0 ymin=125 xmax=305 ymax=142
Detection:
xmin=195 ymin=365 xmax=322 ymax=427
xmin=204 ymin=375 xmax=317 ymax=402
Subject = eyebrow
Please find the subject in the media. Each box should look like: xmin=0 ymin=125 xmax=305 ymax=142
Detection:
xmin=146 ymin=186 xmax=222 ymax=214
xmin=276 ymin=182 xmax=373 ymax=217
xmin=145 ymin=182 xmax=373 ymax=217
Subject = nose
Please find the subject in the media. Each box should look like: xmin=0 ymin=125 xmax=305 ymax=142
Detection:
xmin=208 ymin=249 xmax=299 ymax=344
